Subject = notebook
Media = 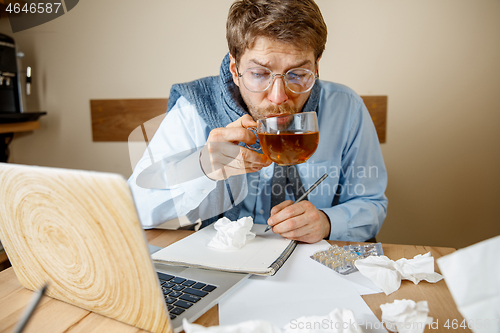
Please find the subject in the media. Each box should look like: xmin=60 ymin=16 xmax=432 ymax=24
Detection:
xmin=152 ymin=224 xmax=297 ymax=276
xmin=0 ymin=163 xmax=249 ymax=333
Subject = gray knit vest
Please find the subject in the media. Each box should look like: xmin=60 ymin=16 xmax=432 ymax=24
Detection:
xmin=167 ymin=53 xmax=321 ymax=227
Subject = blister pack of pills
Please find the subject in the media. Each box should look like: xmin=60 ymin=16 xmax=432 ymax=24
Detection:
xmin=310 ymin=243 xmax=384 ymax=275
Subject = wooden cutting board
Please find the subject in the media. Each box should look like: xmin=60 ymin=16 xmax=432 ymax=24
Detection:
xmin=0 ymin=163 xmax=172 ymax=333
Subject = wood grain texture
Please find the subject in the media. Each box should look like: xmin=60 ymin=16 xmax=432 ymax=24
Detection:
xmin=0 ymin=230 xmax=467 ymax=332
xmin=360 ymin=95 xmax=387 ymax=143
xmin=149 ymin=232 xmax=465 ymax=331
xmin=0 ymin=250 xmax=10 ymax=272
xmin=90 ymin=96 xmax=387 ymax=143
xmin=0 ymin=120 xmax=40 ymax=134
xmin=0 ymin=250 xmax=7 ymax=263
xmin=334 ymin=241 xmax=468 ymax=332
xmin=90 ymin=99 xmax=168 ymax=142
xmin=0 ymin=164 xmax=172 ymax=333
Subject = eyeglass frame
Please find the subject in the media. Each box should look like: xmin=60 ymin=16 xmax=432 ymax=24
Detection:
xmin=235 ymin=65 xmax=319 ymax=94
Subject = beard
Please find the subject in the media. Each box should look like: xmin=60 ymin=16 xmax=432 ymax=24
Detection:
xmin=241 ymin=94 xmax=302 ymax=121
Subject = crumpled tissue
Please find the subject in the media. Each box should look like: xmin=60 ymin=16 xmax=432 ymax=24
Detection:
xmin=354 ymin=252 xmax=443 ymax=295
xmin=207 ymin=216 xmax=256 ymax=250
xmin=182 ymin=309 xmax=363 ymax=333
xmin=437 ymin=235 xmax=500 ymax=333
xmin=380 ymin=299 xmax=433 ymax=333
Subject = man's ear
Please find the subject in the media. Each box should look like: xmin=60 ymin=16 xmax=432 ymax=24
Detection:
xmin=229 ymin=53 xmax=240 ymax=87
xmin=315 ymin=56 xmax=322 ymax=77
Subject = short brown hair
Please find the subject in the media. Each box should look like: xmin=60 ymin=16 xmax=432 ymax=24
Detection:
xmin=226 ymin=0 xmax=327 ymax=64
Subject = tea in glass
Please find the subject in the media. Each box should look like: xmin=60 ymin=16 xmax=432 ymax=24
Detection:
xmin=258 ymin=131 xmax=318 ymax=165
xmin=255 ymin=112 xmax=319 ymax=165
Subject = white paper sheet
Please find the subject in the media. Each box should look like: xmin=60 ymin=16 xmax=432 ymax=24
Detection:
xmin=437 ymin=235 xmax=500 ymax=333
xmin=341 ymin=271 xmax=383 ymax=295
xmin=219 ymin=241 xmax=387 ymax=332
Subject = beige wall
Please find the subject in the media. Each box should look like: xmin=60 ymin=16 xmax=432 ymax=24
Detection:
xmin=1 ymin=0 xmax=499 ymax=249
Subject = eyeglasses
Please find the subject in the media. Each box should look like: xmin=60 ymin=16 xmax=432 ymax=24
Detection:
xmin=236 ymin=66 xmax=318 ymax=94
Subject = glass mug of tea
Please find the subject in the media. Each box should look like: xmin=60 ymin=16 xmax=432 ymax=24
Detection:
xmin=246 ymin=112 xmax=319 ymax=166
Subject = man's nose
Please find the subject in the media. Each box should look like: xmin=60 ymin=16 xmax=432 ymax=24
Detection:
xmin=267 ymin=76 xmax=289 ymax=105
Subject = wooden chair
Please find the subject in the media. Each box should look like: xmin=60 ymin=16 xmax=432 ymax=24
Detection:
xmin=90 ymin=96 xmax=387 ymax=230
xmin=90 ymin=96 xmax=387 ymax=143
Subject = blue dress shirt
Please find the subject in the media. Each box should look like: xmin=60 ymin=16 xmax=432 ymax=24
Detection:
xmin=128 ymin=80 xmax=388 ymax=241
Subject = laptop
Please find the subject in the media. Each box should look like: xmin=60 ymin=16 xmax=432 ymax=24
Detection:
xmin=0 ymin=163 xmax=250 ymax=333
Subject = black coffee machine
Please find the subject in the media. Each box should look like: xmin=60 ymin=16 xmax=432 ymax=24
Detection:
xmin=0 ymin=33 xmax=46 ymax=117
xmin=0 ymin=33 xmax=25 ymax=113
xmin=0 ymin=33 xmax=46 ymax=161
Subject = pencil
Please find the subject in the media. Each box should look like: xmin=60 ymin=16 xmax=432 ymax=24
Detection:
xmin=12 ymin=283 xmax=48 ymax=333
xmin=265 ymin=173 xmax=328 ymax=232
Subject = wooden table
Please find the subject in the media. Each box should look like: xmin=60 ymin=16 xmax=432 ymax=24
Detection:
xmin=0 ymin=229 xmax=469 ymax=332
xmin=0 ymin=120 xmax=41 ymax=163
xmin=0 ymin=120 xmax=40 ymax=135
xmin=0 ymin=250 xmax=8 ymax=271
xmin=0 ymin=121 xmax=42 ymax=267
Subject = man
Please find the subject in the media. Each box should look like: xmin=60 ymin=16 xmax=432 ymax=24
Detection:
xmin=128 ymin=0 xmax=388 ymax=243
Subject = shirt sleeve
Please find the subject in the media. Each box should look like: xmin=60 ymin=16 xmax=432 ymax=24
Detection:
xmin=127 ymin=96 xmax=218 ymax=228
xmin=322 ymin=102 xmax=388 ymax=241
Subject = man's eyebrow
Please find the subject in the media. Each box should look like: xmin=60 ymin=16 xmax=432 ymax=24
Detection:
xmin=248 ymin=58 xmax=313 ymax=69
xmin=248 ymin=59 xmax=270 ymax=67
xmin=292 ymin=59 xmax=313 ymax=68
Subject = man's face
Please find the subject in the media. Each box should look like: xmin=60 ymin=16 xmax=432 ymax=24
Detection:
xmin=229 ymin=36 xmax=318 ymax=121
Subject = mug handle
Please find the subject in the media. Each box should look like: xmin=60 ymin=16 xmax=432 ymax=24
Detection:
xmin=243 ymin=127 xmax=261 ymax=152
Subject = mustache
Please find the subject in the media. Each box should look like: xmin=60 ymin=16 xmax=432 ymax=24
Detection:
xmin=261 ymin=104 xmax=299 ymax=117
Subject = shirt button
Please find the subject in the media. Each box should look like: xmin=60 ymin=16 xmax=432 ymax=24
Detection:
xmin=259 ymin=209 xmax=264 ymax=215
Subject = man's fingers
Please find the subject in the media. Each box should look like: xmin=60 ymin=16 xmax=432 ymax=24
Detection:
xmin=205 ymin=141 xmax=241 ymax=159
xmin=281 ymin=231 xmax=319 ymax=243
xmin=270 ymin=200 xmax=294 ymax=217
xmin=208 ymin=127 xmax=257 ymax=146
xmin=268 ymin=200 xmax=296 ymax=232
xmin=206 ymin=142 xmax=270 ymax=166
xmin=200 ymin=115 xmax=271 ymax=181
xmin=201 ymin=143 xmax=271 ymax=180
xmin=214 ymin=152 xmax=270 ymax=173
xmin=279 ymin=224 xmax=311 ymax=240
xmin=268 ymin=201 xmax=330 ymax=243
xmin=270 ymin=201 xmax=305 ymax=221
xmin=270 ymin=215 xmax=309 ymax=239
xmin=226 ymin=114 xmax=256 ymax=129
xmin=225 ymin=115 xmax=258 ymax=144
xmin=240 ymin=114 xmax=258 ymax=129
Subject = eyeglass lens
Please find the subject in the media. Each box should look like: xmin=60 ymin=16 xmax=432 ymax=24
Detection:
xmin=241 ymin=67 xmax=316 ymax=93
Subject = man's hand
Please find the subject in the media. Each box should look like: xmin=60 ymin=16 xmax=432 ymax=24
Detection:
xmin=267 ymin=200 xmax=331 ymax=243
xmin=200 ymin=115 xmax=272 ymax=180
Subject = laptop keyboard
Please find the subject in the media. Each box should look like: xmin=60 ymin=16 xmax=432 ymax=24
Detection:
xmin=157 ymin=272 xmax=218 ymax=320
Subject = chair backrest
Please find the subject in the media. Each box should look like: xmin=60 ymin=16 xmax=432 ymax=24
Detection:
xmin=360 ymin=95 xmax=387 ymax=143
xmin=91 ymin=96 xmax=387 ymax=143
